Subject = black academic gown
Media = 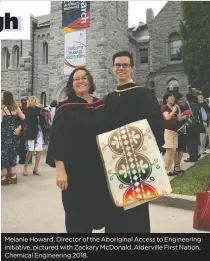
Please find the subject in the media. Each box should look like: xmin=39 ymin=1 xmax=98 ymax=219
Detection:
xmin=103 ymin=82 xmax=165 ymax=233
xmin=46 ymin=95 xmax=114 ymax=233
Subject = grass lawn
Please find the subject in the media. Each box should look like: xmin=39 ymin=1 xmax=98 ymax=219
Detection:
xmin=171 ymin=155 xmax=210 ymax=196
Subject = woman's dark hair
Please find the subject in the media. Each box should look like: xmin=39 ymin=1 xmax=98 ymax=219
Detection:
xmin=3 ymin=91 xmax=17 ymax=111
xmin=65 ymin=67 xmax=96 ymax=97
xmin=163 ymin=91 xmax=175 ymax=105
xmin=50 ymin=100 xmax=58 ymax=107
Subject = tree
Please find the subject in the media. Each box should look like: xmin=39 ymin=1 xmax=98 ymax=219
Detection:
xmin=179 ymin=2 xmax=210 ymax=97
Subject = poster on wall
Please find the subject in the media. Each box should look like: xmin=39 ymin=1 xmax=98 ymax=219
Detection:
xmin=64 ymin=30 xmax=86 ymax=75
xmin=62 ymin=1 xmax=90 ymax=33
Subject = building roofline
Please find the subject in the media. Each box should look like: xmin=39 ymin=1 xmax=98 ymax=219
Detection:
xmin=149 ymin=1 xmax=169 ymax=24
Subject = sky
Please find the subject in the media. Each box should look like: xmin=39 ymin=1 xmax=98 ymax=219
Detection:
xmin=19 ymin=1 xmax=167 ymax=27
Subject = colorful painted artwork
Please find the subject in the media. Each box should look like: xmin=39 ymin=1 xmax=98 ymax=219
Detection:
xmin=97 ymin=119 xmax=172 ymax=210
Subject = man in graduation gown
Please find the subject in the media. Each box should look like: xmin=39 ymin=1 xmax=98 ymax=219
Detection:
xmin=104 ymin=51 xmax=165 ymax=233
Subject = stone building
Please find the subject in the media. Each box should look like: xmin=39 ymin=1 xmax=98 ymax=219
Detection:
xmin=129 ymin=1 xmax=189 ymax=98
xmin=1 ymin=1 xmax=188 ymax=105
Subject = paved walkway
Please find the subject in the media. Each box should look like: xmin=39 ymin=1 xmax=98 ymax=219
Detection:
xmin=1 ymin=151 xmax=209 ymax=233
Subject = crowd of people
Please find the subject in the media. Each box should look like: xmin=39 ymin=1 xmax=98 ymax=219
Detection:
xmin=1 ymin=50 xmax=210 ymax=233
xmin=1 ymin=92 xmax=53 ymax=185
xmin=159 ymin=90 xmax=210 ymax=176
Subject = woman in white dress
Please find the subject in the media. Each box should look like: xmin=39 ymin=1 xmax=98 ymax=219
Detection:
xmin=23 ymin=96 xmax=45 ymax=176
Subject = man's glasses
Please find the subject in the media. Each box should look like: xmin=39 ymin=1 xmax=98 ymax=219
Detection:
xmin=113 ymin=63 xmax=131 ymax=69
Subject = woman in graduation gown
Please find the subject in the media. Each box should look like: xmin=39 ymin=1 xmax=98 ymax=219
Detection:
xmin=46 ymin=67 xmax=113 ymax=233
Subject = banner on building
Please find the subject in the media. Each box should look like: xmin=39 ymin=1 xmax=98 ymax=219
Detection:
xmin=62 ymin=1 xmax=90 ymax=33
xmin=64 ymin=30 xmax=86 ymax=75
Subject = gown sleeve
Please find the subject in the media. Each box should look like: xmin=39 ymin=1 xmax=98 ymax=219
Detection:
xmin=138 ymin=88 xmax=165 ymax=148
xmin=46 ymin=107 xmax=73 ymax=167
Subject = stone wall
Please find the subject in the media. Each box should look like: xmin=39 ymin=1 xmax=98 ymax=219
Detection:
xmin=33 ymin=26 xmax=50 ymax=101
xmin=49 ymin=1 xmax=129 ymax=102
xmin=1 ymin=40 xmax=21 ymax=99
xmin=1 ymin=1 xmax=189 ymax=103
xmin=149 ymin=71 xmax=189 ymax=99
xmin=148 ymin=1 xmax=183 ymax=72
xmin=102 ymin=1 xmax=129 ymax=93
xmin=147 ymin=1 xmax=188 ymax=97
xmin=1 ymin=16 xmax=38 ymax=100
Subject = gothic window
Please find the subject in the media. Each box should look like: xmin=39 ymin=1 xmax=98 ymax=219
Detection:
xmin=1 ymin=48 xmax=10 ymax=70
xmin=168 ymin=79 xmax=179 ymax=91
xmin=43 ymin=42 xmax=48 ymax=65
xmin=140 ymin=48 xmax=148 ymax=63
xmin=12 ymin=45 xmax=19 ymax=68
xmin=40 ymin=92 xmax=47 ymax=107
xmin=168 ymin=33 xmax=182 ymax=61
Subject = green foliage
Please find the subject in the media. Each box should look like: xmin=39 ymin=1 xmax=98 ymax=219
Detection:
xmin=179 ymin=2 xmax=210 ymax=96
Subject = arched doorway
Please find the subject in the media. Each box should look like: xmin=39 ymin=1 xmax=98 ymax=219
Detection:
xmin=52 ymin=80 xmax=68 ymax=102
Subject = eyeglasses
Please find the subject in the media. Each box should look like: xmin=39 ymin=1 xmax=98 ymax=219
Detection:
xmin=73 ymin=76 xmax=88 ymax=81
xmin=113 ymin=63 xmax=131 ymax=69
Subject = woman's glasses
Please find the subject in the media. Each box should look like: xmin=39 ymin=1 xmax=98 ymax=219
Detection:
xmin=73 ymin=76 xmax=88 ymax=81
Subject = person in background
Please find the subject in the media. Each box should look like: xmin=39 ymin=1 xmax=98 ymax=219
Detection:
xmin=1 ymin=91 xmax=25 ymax=185
xmin=18 ymin=98 xmax=32 ymax=165
xmin=184 ymin=93 xmax=200 ymax=162
xmin=162 ymin=92 xmax=181 ymax=176
xmin=197 ymin=94 xmax=210 ymax=155
xmin=173 ymin=94 xmax=187 ymax=174
xmin=49 ymin=100 xmax=57 ymax=124
xmin=157 ymin=98 xmax=163 ymax=107
xmin=23 ymin=96 xmax=45 ymax=176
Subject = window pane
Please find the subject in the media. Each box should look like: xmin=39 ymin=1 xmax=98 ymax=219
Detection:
xmin=6 ymin=51 xmax=10 ymax=69
xmin=171 ymin=47 xmax=180 ymax=55
xmin=140 ymin=49 xmax=148 ymax=63
xmin=171 ymin=40 xmax=181 ymax=48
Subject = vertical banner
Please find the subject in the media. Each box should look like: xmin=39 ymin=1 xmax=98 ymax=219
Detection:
xmin=62 ymin=1 xmax=90 ymax=33
xmin=64 ymin=30 xmax=86 ymax=75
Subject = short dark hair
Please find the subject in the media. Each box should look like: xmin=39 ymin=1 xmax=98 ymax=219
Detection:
xmin=163 ymin=91 xmax=174 ymax=105
xmin=112 ymin=51 xmax=134 ymax=67
xmin=50 ymin=100 xmax=58 ymax=107
xmin=186 ymin=93 xmax=198 ymax=103
xmin=65 ymin=67 xmax=96 ymax=97
xmin=174 ymin=92 xmax=182 ymax=101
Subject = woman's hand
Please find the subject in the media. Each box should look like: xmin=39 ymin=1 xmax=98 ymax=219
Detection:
xmin=172 ymin=105 xmax=178 ymax=112
xmin=55 ymin=161 xmax=68 ymax=190
xmin=14 ymin=126 xmax=21 ymax=135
